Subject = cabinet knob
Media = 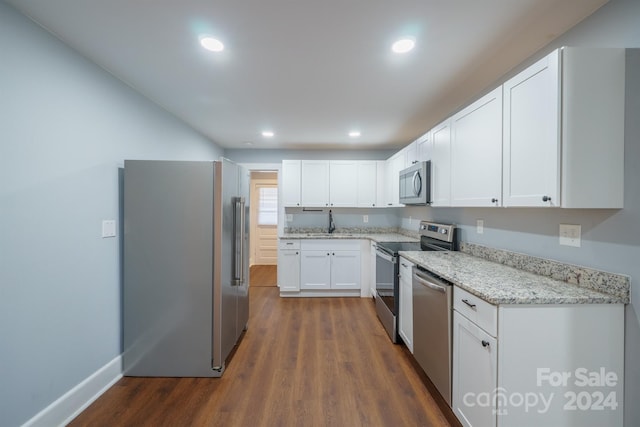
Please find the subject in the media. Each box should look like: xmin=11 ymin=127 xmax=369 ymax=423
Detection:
xmin=542 ymin=195 xmax=552 ymax=202
xmin=327 ymin=253 xmax=330 ymax=256
xmin=296 ymin=251 xmax=299 ymax=255
xmin=491 ymin=198 xmax=498 ymax=203
xmin=481 ymin=340 xmax=490 ymax=348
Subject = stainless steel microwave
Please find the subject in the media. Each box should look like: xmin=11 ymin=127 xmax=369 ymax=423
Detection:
xmin=399 ymin=161 xmax=431 ymax=205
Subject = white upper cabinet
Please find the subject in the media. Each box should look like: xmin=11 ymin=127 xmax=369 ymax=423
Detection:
xmin=329 ymin=160 xmax=359 ymax=207
xmin=503 ymin=47 xmax=625 ymax=208
xmin=281 ymin=160 xmax=301 ymax=207
xmin=450 ymin=87 xmax=503 ymax=207
xmin=430 ymin=119 xmax=452 ymax=207
xmin=301 ymin=160 xmax=330 ymax=207
xmin=385 ymin=151 xmax=405 ymax=207
xmin=416 ymin=131 xmax=431 ymax=162
xmin=404 ymin=141 xmax=418 ymax=167
xmin=356 ymin=161 xmax=378 ymax=207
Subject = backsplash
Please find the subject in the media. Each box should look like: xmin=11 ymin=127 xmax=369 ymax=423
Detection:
xmin=283 ymin=226 xmax=419 ymax=239
xmin=460 ymin=242 xmax=630 ymax=303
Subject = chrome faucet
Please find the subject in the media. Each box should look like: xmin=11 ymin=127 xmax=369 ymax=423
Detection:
xmin=328 ymin=209 xmax=336 ymax=234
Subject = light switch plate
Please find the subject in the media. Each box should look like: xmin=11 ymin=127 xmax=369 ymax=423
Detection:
xmin=102 ymin=220 xmax=116 ymax=238
xmin=476 ymin=219 xmax=484 ymax=234
xmin=559 ymin=224 xmax=581 ymax=247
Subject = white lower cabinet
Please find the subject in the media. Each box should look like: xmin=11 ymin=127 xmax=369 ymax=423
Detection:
xmin=451 ymin=286 xmax=624 ymax=427
xmin=277 ymin=240 xmax=300 ymax=292
xmin=284 ymin=239 xmax=361 ymax=296
xmin=452 ymin=311 xmax=498 ymax=427
xmin=398 ymin=257 xmax=415 ymax=352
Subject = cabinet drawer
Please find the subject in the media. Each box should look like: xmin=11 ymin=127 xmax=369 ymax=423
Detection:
xmin=278 ymin=239 xmax=300 ymax=250
xmin=300 ymin=239 xmax=360 ymax=251
xmin=453 ymin=286 xmax=497 ymax=337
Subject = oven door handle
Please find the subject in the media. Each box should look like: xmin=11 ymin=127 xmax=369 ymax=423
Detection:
xmin=376 ymin=249 xmax=396 ymax=264
xmin=413 ymin=271 xmax=447 ymax=293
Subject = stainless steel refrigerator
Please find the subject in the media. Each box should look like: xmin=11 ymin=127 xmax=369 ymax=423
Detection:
xmin=122 ymin=159 xmax=249 ymax=377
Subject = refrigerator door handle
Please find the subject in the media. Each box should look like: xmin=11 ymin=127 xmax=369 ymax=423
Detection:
xmin=232 ymin=196 xmax=244 ymax=286
xmin=239 ymin=196 xmax=246 ymax=286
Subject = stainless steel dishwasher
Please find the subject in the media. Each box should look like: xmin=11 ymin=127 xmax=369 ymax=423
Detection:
xmin=412 ymin=265 xmax=453 ymax=406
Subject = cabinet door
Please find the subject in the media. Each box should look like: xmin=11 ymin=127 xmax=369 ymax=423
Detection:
xmin=385 ymin=152 xmax=405 ymax=207
xmin=301 ymin=160 xmax=330 ymax=207
xmin=503 ymin=50 xmax=560 ymax=207
xmin=300 ymin=250 xmax=331 ymax=290
xmin=330 ymin=250 xmax=361 ymax=290
xmin=356 ymin=161 xmax=378 ymax=207
xmin=431 ymin=120 xmax=452 ymax=206
xmin=452 ymin=311 xmax=498 ymax=427
xmin=281 ymin=160 xmax=301 ymax=207
xmin=398 ymin=259 xmax=414 ymax=352
xmin=404 ymin=141 xmax=418 ymax=167
xmin=329 ymin=161 xmax=358 ymax=207
xmin=416 ymin=132 xmax=431 ymax=162
xmin=277 ymin=249 xmax=300 ymax=292
xmin=451 ymin=87 xmax=503 ymax=207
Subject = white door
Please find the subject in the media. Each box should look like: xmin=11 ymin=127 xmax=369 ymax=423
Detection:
xmin=356 ymin=161 xmax=377 ymax=207
xmin=450 ymin=86 xmax=503 ymax=207
xmin=330 ymin=250 xmax=361 ymax=289
xmin=430 ymin=120 xmax=452 ymax=206
xmin=301 ymin=160 xmax=329 ymax=207
xmin=503 ymin=50 xmax=560 ymax=207
xmin=300 ymin=250 xmax=331 ymax=290
xmin=281 ymin=160 xmax=301 ymax=207
xmin=329 ymin=161 xmax=358 ymax=207
xmin=250 ymin=172 xmax=278 ymax=265
xmin=398 ymin=259 xmax=414 ymax=352
xmin=452 ymin=311 xmax=498 ymax=427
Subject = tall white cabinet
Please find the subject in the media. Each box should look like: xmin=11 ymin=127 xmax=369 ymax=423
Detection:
xmin=503 ymin=47 xmax=625 ymax=208
xmin=450 ymin=87 xmax=503 ymax=207
xmin=430 ymin=119 xmax=452 ymax=206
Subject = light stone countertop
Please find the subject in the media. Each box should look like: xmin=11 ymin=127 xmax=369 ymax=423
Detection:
xmin=398 ymin=251 xmax=627 ymax=305
xmin=281 ymin=231 xmax=419 ymax=243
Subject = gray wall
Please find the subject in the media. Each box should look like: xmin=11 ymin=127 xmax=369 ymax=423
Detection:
xmin=400 ymin=1 xmax=640 ymax=425
xmin=0 ymin=3 xmax=223 ymax=426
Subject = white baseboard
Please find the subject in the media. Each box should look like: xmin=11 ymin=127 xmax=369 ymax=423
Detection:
xmin=23 ymin=356 xmax=122 ymax=427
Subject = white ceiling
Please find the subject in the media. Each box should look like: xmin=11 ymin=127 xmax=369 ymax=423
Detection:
xmin=7 ymin=0 xmax=608 ymax=151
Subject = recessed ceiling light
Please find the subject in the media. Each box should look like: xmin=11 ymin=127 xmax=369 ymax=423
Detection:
xmin=348 ymin=131 xmax=361 ymax=138
xmin=392 ymin=38 xmax=415 ymax=54
xmin=200 ymin=37 xmax=224 ymax=52
xmin=262 ymin=131 xmax=274 ymax=138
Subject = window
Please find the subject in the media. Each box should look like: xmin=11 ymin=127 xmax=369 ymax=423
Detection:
xmin=258 ymin=187 xmax=278 ymax=225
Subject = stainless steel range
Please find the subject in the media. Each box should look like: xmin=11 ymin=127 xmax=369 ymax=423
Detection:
xmin=375 ymin=221 xmax=457 ymax=344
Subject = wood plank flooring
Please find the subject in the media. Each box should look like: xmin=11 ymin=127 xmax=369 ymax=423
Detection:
xmin=70 ymin=288 xmax=457 ymax=426
xmin=249 ymin=265 xmax=277 ymax=287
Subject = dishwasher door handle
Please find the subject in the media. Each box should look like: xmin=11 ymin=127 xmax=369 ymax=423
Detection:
xmin=413 ymin=271 xmax=447 ymax=293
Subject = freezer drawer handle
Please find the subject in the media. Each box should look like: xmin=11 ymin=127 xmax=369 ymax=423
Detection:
xmin=462 ymin=299 xmax=477 ymax=309
xmin=413 ymin=271 xmax=447 ymax=293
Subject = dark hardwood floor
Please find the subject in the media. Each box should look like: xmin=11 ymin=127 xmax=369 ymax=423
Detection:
xmin=249 ymin=264 xmax=277 ymax=287
xmin=70 ymin=288 xmax=455 ymax=426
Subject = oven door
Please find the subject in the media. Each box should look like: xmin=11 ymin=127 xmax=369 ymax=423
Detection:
xmin=375 ymin=247 xmax=400 ymax=342
xmin=375 ymin=248 xmax=397 ymax=313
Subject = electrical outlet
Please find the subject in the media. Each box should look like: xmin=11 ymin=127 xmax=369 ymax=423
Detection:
xmin=286 ymin=214 xmax=293 ymax=222
xmin=559 ymin=224 xmax=581 ymax=247
xmin=102 ymin=220 xmax=116 ymax=238
xmin=476 ymin=219 xmax=484 ymax=234
xmin=363 ymin=215 xmax=369 ymax=223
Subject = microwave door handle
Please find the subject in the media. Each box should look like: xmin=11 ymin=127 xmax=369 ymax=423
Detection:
xmin=412 ymin=170 xmax=421 ymax=196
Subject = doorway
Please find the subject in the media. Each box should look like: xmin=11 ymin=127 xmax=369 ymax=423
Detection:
xmin=249 ymin=171 xmax=278 ymax=287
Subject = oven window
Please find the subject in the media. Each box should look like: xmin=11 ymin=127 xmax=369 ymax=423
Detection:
xmin=376 ymin=252 xmax=396 ymax=314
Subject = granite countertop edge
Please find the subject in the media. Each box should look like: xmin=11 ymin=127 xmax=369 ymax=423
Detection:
xmin=398 ymin=251 xmax=627 ymax=306
xmin=280 ymin=231 xmax=419 ymax=243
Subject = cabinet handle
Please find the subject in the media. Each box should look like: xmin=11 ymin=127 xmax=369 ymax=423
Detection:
xmin=462 ymin=299 xmax=476 ymax=309
xmin=481 ymin=340 xmax=490 ymax=348
xmin=491 ymin=198 xmax=498 ymax=203
xmin=296 ymin=251 xmax=299 ymax=255
xmin=332 ymin=253 xmax=335 ymax=256
xmin=542 ymin=195 xmax=552 ymax=202
xmin=327 ymin=253 xmax=330 ymax=256
xmin=401 ymin=263 xmax=408 ymax=267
